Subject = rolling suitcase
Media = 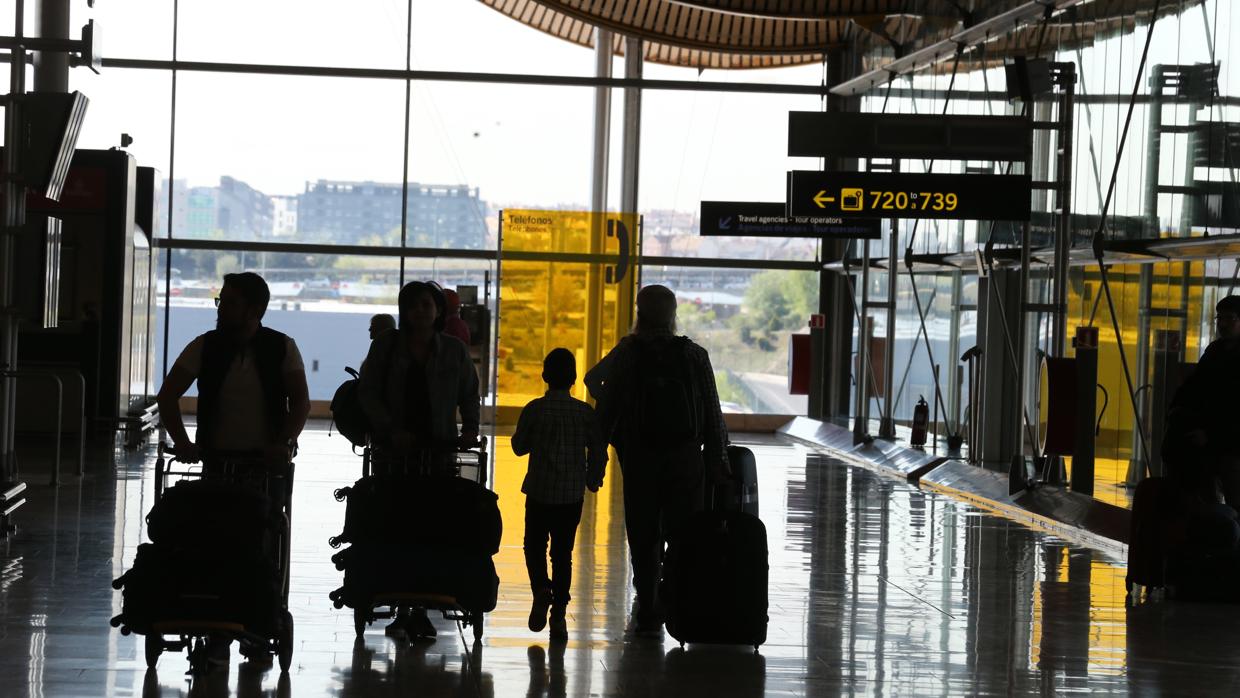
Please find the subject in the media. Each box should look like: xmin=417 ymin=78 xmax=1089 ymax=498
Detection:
xmin=661 ymin=486 xmax=768 ymax=649
xmin=725 ymin=445 xmax=759 ymax=518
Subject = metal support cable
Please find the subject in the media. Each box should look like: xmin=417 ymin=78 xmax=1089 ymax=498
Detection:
xmin=894 ymin=48 xmax=965 ymax=437
xmin=1090 ymin=0 xmax=1164 ymax=481
xmin=891 ymin=288 xmax=937 ymax=412
xmin=841 ymin=242 xmax=888 ymax=418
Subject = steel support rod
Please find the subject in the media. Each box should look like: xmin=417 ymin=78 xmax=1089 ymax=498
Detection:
xmin=879 ymin=216 xmax=898 ymax=439
xmin=1051 ymin=65 xmax=1076 ymax=358
xmin=2 ymin=371 xmax=63 ymax=486
xmin=1 ymin=0 xmax=29 ymax=482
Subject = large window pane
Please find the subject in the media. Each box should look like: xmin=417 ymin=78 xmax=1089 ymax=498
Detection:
xmin=637 ymin=71 xmax=824 ymax=262
xmin=98 ymin=0 xmax=174 ymax=60
xmin=178 ymin=0 xmax=409 ymax=69
xmin=169 ymin=72 xmax=408 ymax=244
xmin=408 ymin=82 xmax=593 ymax=233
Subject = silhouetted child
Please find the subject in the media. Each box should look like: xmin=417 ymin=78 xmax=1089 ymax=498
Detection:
xmin=512 ymin=348 xmax=607 ymax=641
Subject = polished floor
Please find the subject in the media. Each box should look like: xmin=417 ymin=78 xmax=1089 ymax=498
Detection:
xmin=3 ymin=430 xmax=1240 ymax=697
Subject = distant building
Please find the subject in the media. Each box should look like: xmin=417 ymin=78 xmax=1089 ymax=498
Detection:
xmin=297 ymin=179 xmax=488 ymax=248
xmin=272 ymin=195 xmax=298 ymax=237
xmin=162 ymin=176 xmax=272 ymax=240
xmin=217 ymin=176 xmax=274 ymax=240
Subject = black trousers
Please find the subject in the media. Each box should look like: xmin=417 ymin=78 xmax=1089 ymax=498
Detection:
xmin=618 ymin=445 xmax=704 ymax=622
xmin=524 ymin=498 xmax=584 ymax=604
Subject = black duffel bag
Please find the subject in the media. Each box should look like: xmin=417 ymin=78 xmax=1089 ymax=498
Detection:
xmin=146 ymin=479 xmax=277 ymax=553
xmin=334 ymin=474 xmax=501 ymax=555
xmin=116 ymin=542 xmax=282 ymax=636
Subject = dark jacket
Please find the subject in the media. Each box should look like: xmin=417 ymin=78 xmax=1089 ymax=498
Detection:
xmin=358 ymin=330 xmax=481 ymax=444
xmin=196 ymin=326 xmax=290 ymax=449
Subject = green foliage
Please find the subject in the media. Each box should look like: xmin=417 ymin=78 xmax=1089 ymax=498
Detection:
xmin=733 ymin=270 xmax=818 ymax=352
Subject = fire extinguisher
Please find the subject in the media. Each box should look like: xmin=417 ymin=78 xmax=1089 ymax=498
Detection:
xmin=911 ymin=395 xmax=929 ymax=448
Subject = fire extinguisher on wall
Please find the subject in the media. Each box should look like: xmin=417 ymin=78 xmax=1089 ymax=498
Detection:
xmin=911 ymin=395 xmax=929 ymax=448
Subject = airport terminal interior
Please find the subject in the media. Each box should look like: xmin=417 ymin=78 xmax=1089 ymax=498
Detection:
xmin=6 ymin=0 xmax=1240 ymax=695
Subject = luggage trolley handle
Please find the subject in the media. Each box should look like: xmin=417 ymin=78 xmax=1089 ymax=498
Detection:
xmin=366 ymin=437 xmax=487 ymax=480
xmin=158 ymin=442 xmax=293 ymax=498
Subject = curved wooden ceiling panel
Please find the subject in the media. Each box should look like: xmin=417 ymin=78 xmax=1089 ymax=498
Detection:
xmin=479 ymin=0 xmax=1202 ymax=72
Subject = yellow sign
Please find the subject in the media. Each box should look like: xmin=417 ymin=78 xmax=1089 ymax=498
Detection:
xmin=497 ymin=210 xmax=637 ymax=417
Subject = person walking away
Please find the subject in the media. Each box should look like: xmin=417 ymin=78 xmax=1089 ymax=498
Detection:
xmin=358 ymin=280 xmax=481 ymax=639
xmin=512 ymin=348 xmax=607 ymax=641
xmin=584 ymin=284 xmax=730 ymax=635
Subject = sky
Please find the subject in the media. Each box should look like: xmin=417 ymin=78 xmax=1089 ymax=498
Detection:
xmin=5 ymin=0 xmax=1240 ymax=223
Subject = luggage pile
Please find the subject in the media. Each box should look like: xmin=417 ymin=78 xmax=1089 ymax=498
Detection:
xmin=328 ymin=471 xmax=503 ymax=637
xmin=112 ymin=479 xmax=284 ymax=638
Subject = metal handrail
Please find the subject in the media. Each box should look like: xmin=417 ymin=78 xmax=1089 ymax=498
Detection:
xmin=2 ymin=368 xmax=87 ymax=485
xmin=2 ymin=370 xmax=61 ymax=485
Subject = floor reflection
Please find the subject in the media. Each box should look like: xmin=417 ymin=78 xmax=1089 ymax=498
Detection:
xmin=2 ymin=431 xmax=1240 ymax=696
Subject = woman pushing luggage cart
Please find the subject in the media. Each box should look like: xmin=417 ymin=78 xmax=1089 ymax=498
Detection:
xmin=111 ymin=441 xmax=296 ymax=673
xmin=328 ymin=439 xmax=501 ymax=642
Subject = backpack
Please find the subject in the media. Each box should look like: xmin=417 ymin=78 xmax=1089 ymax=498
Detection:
xmin=330 ymin=334 xmax=397 ymax=447
xmin=629 ymin=336 xmax=700 ymax=448
xmin=330 ymin=367 xmax=369 ymax=447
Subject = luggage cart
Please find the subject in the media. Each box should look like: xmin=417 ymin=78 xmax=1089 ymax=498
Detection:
xmin=112 ymin=441 xmax=296 ymax=673
xmin=330 ymin=438 xmax=493 ymax=642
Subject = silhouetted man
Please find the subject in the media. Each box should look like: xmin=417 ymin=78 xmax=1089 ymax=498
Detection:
xmin=586 ymin=284 xmax=730 ymax=635
xmin=159 ymin=272 xmax=311 ymax=467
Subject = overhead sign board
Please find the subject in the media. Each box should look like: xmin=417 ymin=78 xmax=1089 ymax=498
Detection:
xmin=700 ymin=201 xmax=880 ymax=239
xmin=788 ymin=112 xmax=1032 ymax=162
xmin=787 ymin=171 xmax=1031 ymax=221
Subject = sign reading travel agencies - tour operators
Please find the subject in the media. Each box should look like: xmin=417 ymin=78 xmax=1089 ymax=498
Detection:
xmin=786 ymin=171 xmax=1032 ymax=221
xmin=700 ymin=201 xmax=880 ymax=239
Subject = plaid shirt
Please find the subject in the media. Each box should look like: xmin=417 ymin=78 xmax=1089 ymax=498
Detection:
xmin=512 ymin=390 xmax=608 ymax=505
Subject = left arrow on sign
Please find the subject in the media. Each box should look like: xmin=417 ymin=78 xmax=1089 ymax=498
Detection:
xmin=813 ymin=191 xmax=835 ymax=208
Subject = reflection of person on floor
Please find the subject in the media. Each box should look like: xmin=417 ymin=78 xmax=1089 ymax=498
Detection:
xmin=512 ymin=348 xmax=607 ymax=641
xmin=358 ymin=281 xmax=481 ymax=640
xmin=526 ymin=644 xmax=567 ymax=698
xmin=585 ymin=285 xmax=731 ymax=634
xmin=1167 ymin=295 xmax=1240 ymax=508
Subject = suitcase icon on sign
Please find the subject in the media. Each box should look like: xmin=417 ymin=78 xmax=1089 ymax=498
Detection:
xmin=841 ymin=188 xmax=864 ymax=211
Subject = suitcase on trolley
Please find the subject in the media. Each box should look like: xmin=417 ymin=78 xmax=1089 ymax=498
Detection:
xmin=333 ymin=472 xmax=501 ymax=555
xmin=661 ymin=500 xmax=768 ymax=649
xmin=331 ymin=541 xmax=499 ymax=613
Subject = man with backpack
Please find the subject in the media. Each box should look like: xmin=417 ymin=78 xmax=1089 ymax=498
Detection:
xmin=585 ymin=284 xmax=730 ymax=635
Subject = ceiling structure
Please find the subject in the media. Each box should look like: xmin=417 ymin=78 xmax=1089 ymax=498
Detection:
xmin=480 ymin=0 xmax=1202 ymax=81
